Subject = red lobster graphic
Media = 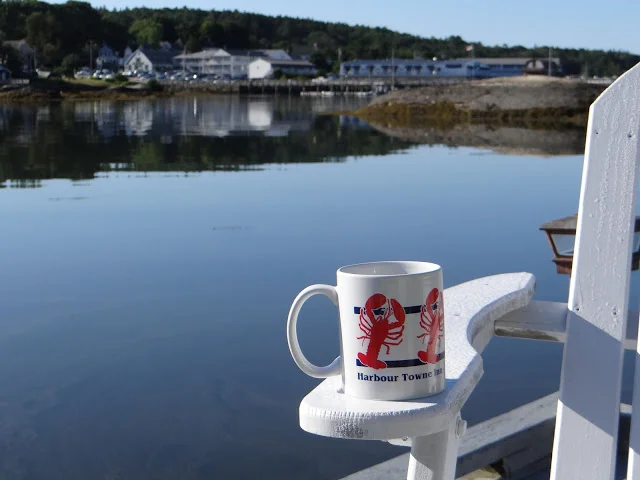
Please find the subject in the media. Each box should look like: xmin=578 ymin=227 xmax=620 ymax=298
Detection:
xmin=357 ymin=293 xmax=406 ymax=370
xmin=417 ymin=288 xmax=444 ymax=364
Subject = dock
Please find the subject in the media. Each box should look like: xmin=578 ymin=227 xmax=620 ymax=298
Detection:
xmin=162 ymin=77 xmax=468 ymax=95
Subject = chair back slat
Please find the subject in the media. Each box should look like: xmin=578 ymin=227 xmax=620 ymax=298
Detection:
xmin=629 ymin=313 xmax=640 ymax=480
xmin=551 ymin=64 xmax=640 ymax=480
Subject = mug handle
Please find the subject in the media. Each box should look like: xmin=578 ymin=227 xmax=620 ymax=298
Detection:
xmin=287 ymin=284 xmax=342 ymax=378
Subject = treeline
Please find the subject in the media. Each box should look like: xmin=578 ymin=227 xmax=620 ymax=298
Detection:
xmin=0 ymin=0 xmax=638 ymax=76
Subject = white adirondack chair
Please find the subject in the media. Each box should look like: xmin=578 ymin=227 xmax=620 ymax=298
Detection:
xmin=296 ymin=62 xmax=640 ymax=480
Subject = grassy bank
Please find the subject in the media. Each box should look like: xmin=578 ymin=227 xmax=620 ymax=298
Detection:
xmin=0 ymin=78 xmax=240 ymax=103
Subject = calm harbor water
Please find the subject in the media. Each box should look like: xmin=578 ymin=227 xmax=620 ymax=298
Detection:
xmin=0 ymin=96 xmax=638 ymax=480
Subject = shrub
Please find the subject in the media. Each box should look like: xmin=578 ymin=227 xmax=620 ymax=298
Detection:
xmin=60 ymin=54 xmax=81 ymax=78
xmin=146 ymin=79 xmax=163 ymax=92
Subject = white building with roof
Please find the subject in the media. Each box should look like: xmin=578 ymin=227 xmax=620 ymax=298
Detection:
xmin=173 ymin=48 xmax=222 ymax=74
xmin=248 ymin=58 xmax=317 ymax=79
xmin=96 ymin=44 xmax=120 ymax=69
xmin=124 ymin=45 xmax=180 ymax=73
xmin=173 ymin=49 xmax=295 ymax=79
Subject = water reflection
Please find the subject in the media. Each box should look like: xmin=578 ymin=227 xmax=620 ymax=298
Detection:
xmin=366 ymin=122 xmax=587 ymax=156
xmin=0 ymin=96 xmax=411 ymax=187
xmin=71 ymin=98 xmax=317 ymax=138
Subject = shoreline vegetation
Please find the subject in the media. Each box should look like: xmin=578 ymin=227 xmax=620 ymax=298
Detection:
xmin=350 ymin=76 xmax=607 ymax=130
xmin=0 ymin=78 xmax=241 ymax=102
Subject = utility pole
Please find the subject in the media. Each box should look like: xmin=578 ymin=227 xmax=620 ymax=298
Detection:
xmin=471 ymin=44 xmax=475 ymax=80
xmin=391 ymin=46 xmax=395 ymax=90
xmin=87 ymin=40 xmax=95 ymax=71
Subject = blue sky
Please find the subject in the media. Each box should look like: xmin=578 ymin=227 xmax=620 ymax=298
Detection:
xmin=84 ymin=0 xmax=638 ymax=53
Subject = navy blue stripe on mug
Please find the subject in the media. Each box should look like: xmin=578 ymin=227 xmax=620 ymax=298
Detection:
xmin=356 ymin=353 xmax=445 ymax=368
xmin=354 ymin=305 xmax=422 ymax=315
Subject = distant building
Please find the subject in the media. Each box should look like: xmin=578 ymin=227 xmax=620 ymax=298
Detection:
xmin=256 ymin=49 xmax=293 ymax=61
xmin=174 ymin=48 xmax=295 ymax=79
xmin=96 ymin=44 xmax=120 ymax=69
xmin=248 ymin=58 xmax=317 ymax=79
xmin=0 ymin=65 xmax=12 ymax=83
xmin=124 ymin=45 xmax=180 ymax=73
xmin=4 ymin=40 xmax=35 ymax=74
xmin=173 ymin=48 xmax=223 ymax=74
xmin=524 ymin=58 xmax=562 ymax=76
xmin=339 ymin=57 xmax=562 ymax=79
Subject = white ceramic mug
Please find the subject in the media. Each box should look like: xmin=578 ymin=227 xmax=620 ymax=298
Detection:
xmin=287 ymin=261 xmax=445 ymax=401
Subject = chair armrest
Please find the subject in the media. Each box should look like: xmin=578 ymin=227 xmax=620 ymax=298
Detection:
xmin=299 ymin=272 xmax=536 ymax=440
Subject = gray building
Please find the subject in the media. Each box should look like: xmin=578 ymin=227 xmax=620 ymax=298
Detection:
xmin=4 ymin=40 xmax=35 ymax=74
xmin=340 ymin=57 xmax=562 ymax=79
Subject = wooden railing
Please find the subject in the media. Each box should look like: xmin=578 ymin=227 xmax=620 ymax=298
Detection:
xmin=295 ymin=62 xmax=640 ymax=480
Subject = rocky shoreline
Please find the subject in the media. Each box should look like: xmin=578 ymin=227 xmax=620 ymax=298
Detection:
xmin=354 ymin=76 xmax=607 ymax=129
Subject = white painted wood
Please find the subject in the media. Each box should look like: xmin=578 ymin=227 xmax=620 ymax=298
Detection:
xmin=407 ymin=416 xmax=460 ymax=480
xmin=629 ymin=310 xmax=640 ymax=480
xmin=495 ymin=301 xmax=567 ymax=343
xmin=551 ymin=62 xmax=640 ymax=480
xmin=344 ymin=397 xmax=635 ymax=480
xmin=387 ymin=392 xmax=558 ymax=450
xmin=299 ymin=272 xmax=535 ymax=441
xmin=494 ymin=301 xmax=639 ymax=350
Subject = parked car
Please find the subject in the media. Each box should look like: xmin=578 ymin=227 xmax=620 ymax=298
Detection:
xmin=74 ymin=67 xmax=92 ymax=79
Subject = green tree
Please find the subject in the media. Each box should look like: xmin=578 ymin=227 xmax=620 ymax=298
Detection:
xmin=310 ymin=51 xmax=329 ymax=74
xmin=129 ymin=18 xmax=163 ymax=47
xmin=185 ymin=35 xmax=200 ymax=53
xmin=200 ymin=17 xmax=225 ymax=46
xmin=26 ymin=11 xmax=60 ymax=67
xmin=60 ymin=53 xmax=80 ymax=77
